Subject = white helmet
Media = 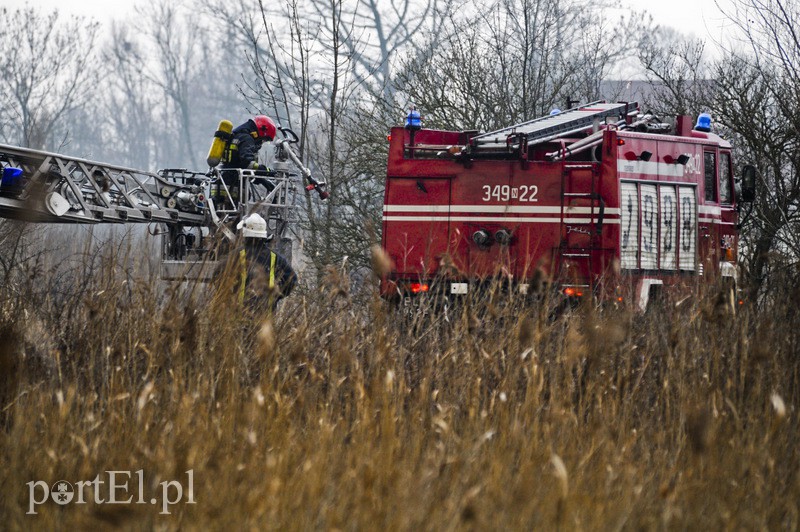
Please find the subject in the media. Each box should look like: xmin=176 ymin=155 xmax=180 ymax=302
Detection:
xmin=236 ymin=213 xmax=268 ymax=239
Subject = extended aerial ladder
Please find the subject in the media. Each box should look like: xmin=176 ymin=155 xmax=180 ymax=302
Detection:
xmin=0 ymin=128 xmax=327 ymax=279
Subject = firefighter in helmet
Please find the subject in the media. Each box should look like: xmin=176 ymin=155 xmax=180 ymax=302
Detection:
xmin=214 ymin=115 xmax=278 ymax=202
xmin=228 ymin=213 xmax=297 ymax=312
xmin=223 ymin=115 xmax=277 ymax=171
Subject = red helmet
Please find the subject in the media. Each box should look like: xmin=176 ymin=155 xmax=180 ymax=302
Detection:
xmin=253 ymin=115 xmax=277 ymax=141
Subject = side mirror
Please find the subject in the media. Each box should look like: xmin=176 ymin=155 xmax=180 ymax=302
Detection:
xmin=740 ymin=165 xmax=756 ymax=203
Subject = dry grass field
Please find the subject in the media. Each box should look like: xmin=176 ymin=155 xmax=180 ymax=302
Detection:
xmin=0 ymin=242 xmax=798 ymax=530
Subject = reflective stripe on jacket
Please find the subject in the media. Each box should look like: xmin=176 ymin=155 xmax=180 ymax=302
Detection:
xmin=237 ymin=246 xmax=294 ymax=306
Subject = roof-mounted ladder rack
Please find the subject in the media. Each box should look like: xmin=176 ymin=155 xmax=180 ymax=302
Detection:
xmin=469 ymin=101 xmax=639 ymax=152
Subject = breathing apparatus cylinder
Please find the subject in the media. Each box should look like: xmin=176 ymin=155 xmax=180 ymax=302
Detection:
xmin=206 ymin=119 xmax=233 ymax=167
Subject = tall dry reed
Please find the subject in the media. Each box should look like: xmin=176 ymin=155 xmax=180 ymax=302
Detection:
xmin=0 ymin=241 xmax=797 ymax=530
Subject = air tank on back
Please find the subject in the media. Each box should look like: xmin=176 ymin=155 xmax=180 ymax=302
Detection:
xmin=206 ymin=119 xmax=233 ymax=167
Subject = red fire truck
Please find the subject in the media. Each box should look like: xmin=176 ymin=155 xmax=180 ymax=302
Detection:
xmin=380 ymin=102 xmax=756 ymax=310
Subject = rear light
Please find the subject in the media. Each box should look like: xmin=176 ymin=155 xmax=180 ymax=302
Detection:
xmin=387 ymin=134 xmax=392 ymax=142
xmin=617 ymin=139 xmax=626 ymax=146
xmin=410 ymin=282 xmax=429 ymax=294
xmin=563 ymin=287 xmax=583 ymax=297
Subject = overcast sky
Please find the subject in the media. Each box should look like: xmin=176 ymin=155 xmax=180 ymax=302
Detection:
xmin=2 ymin=0 xmax=741 ymax=66
xmin=3 ymin=0 xmax=736 ymax=38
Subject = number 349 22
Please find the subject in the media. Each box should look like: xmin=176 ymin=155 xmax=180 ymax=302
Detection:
xmin=481 ymin=184 xmax=538 ymax=202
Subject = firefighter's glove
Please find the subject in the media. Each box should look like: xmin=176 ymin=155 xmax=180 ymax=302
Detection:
xmin=247 ymin=162 xmax=275 ymax=177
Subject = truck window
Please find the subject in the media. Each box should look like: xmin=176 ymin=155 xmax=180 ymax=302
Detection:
xmin=704 ymin=151 xmax=717 ymax=202
xmin=719 ymin=152 xmax=732 ymax=204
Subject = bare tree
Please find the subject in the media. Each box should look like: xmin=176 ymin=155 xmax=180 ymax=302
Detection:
xmin=711 ymin=57 xmax=800 ymax=298
xmin=238 ymin=0 xmax=381 ymax=274
xmin=100 ymin=23 xmax=159 ymax=169
xmin=242 ymin=0 xmax=315 ymax=140
xmin=638 ymin=30 xmax=713 ymax=117
xmin=394 ymin=0 xmax=637 ymax=131
xmin=0 ymin=8 xmax=100 ymax=297
xmin=0 ymin=8 xmax=100 ymax=150
xmin=574 ymin=11 xmax=653 ymax=102
xmin=709 ymin=0 xmax=800 ymax=298
xmin=309 ymin=0 xmax=456 ymax=100
xmin=134 ymin=0 xmax=205 ymax=168
xmin=724 ymin=0 xmax=800 ymax=134
xmin=298 ymin=0 xmax=369 ymax=272
xmin=395 ymin=16 xmax=511 ymax=131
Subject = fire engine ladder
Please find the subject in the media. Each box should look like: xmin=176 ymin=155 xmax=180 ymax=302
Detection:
xmin=469 ymin=101 xmax=638 ymax=152
xmin=556 ymin=160 xmax=602 ymax=291
xmin=0 ymin=143 xmax=207 ymax=226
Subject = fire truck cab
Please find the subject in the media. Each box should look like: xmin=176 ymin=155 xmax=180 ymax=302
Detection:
xmin=380 ymin=102 xmax=755 ymax=310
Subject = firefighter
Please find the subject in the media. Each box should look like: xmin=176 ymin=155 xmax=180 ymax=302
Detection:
xmin=222 ymin=115 xmax=277 ymax=171
xmin=228 ymin=213 xmax=297 ymax=312
xmin=217 ymin=115 xmax=278 ymax=202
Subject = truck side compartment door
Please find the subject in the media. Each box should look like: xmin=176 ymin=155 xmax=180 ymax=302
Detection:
xmin=382 ymin=178 xmax=451 ymax=277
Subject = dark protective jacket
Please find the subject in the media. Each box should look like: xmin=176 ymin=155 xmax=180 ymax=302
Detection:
xmin=223 ymin=119 xmax=264 ymax=170
xmin=235 ymin=239 xmax=297 ymax=310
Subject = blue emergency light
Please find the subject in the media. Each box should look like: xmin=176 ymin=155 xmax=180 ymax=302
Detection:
xmin=550 ymin=108 xmax=562 ymax=116
xmin=1 ymin=167 xmax=23 ymax=187
xmin=405 ymin=108 xmax=421 ymax=130
xmin=694 ymin=113 xmax=712 ymax=132
xmin=0 ymin=167 xmax=24 ymax=197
